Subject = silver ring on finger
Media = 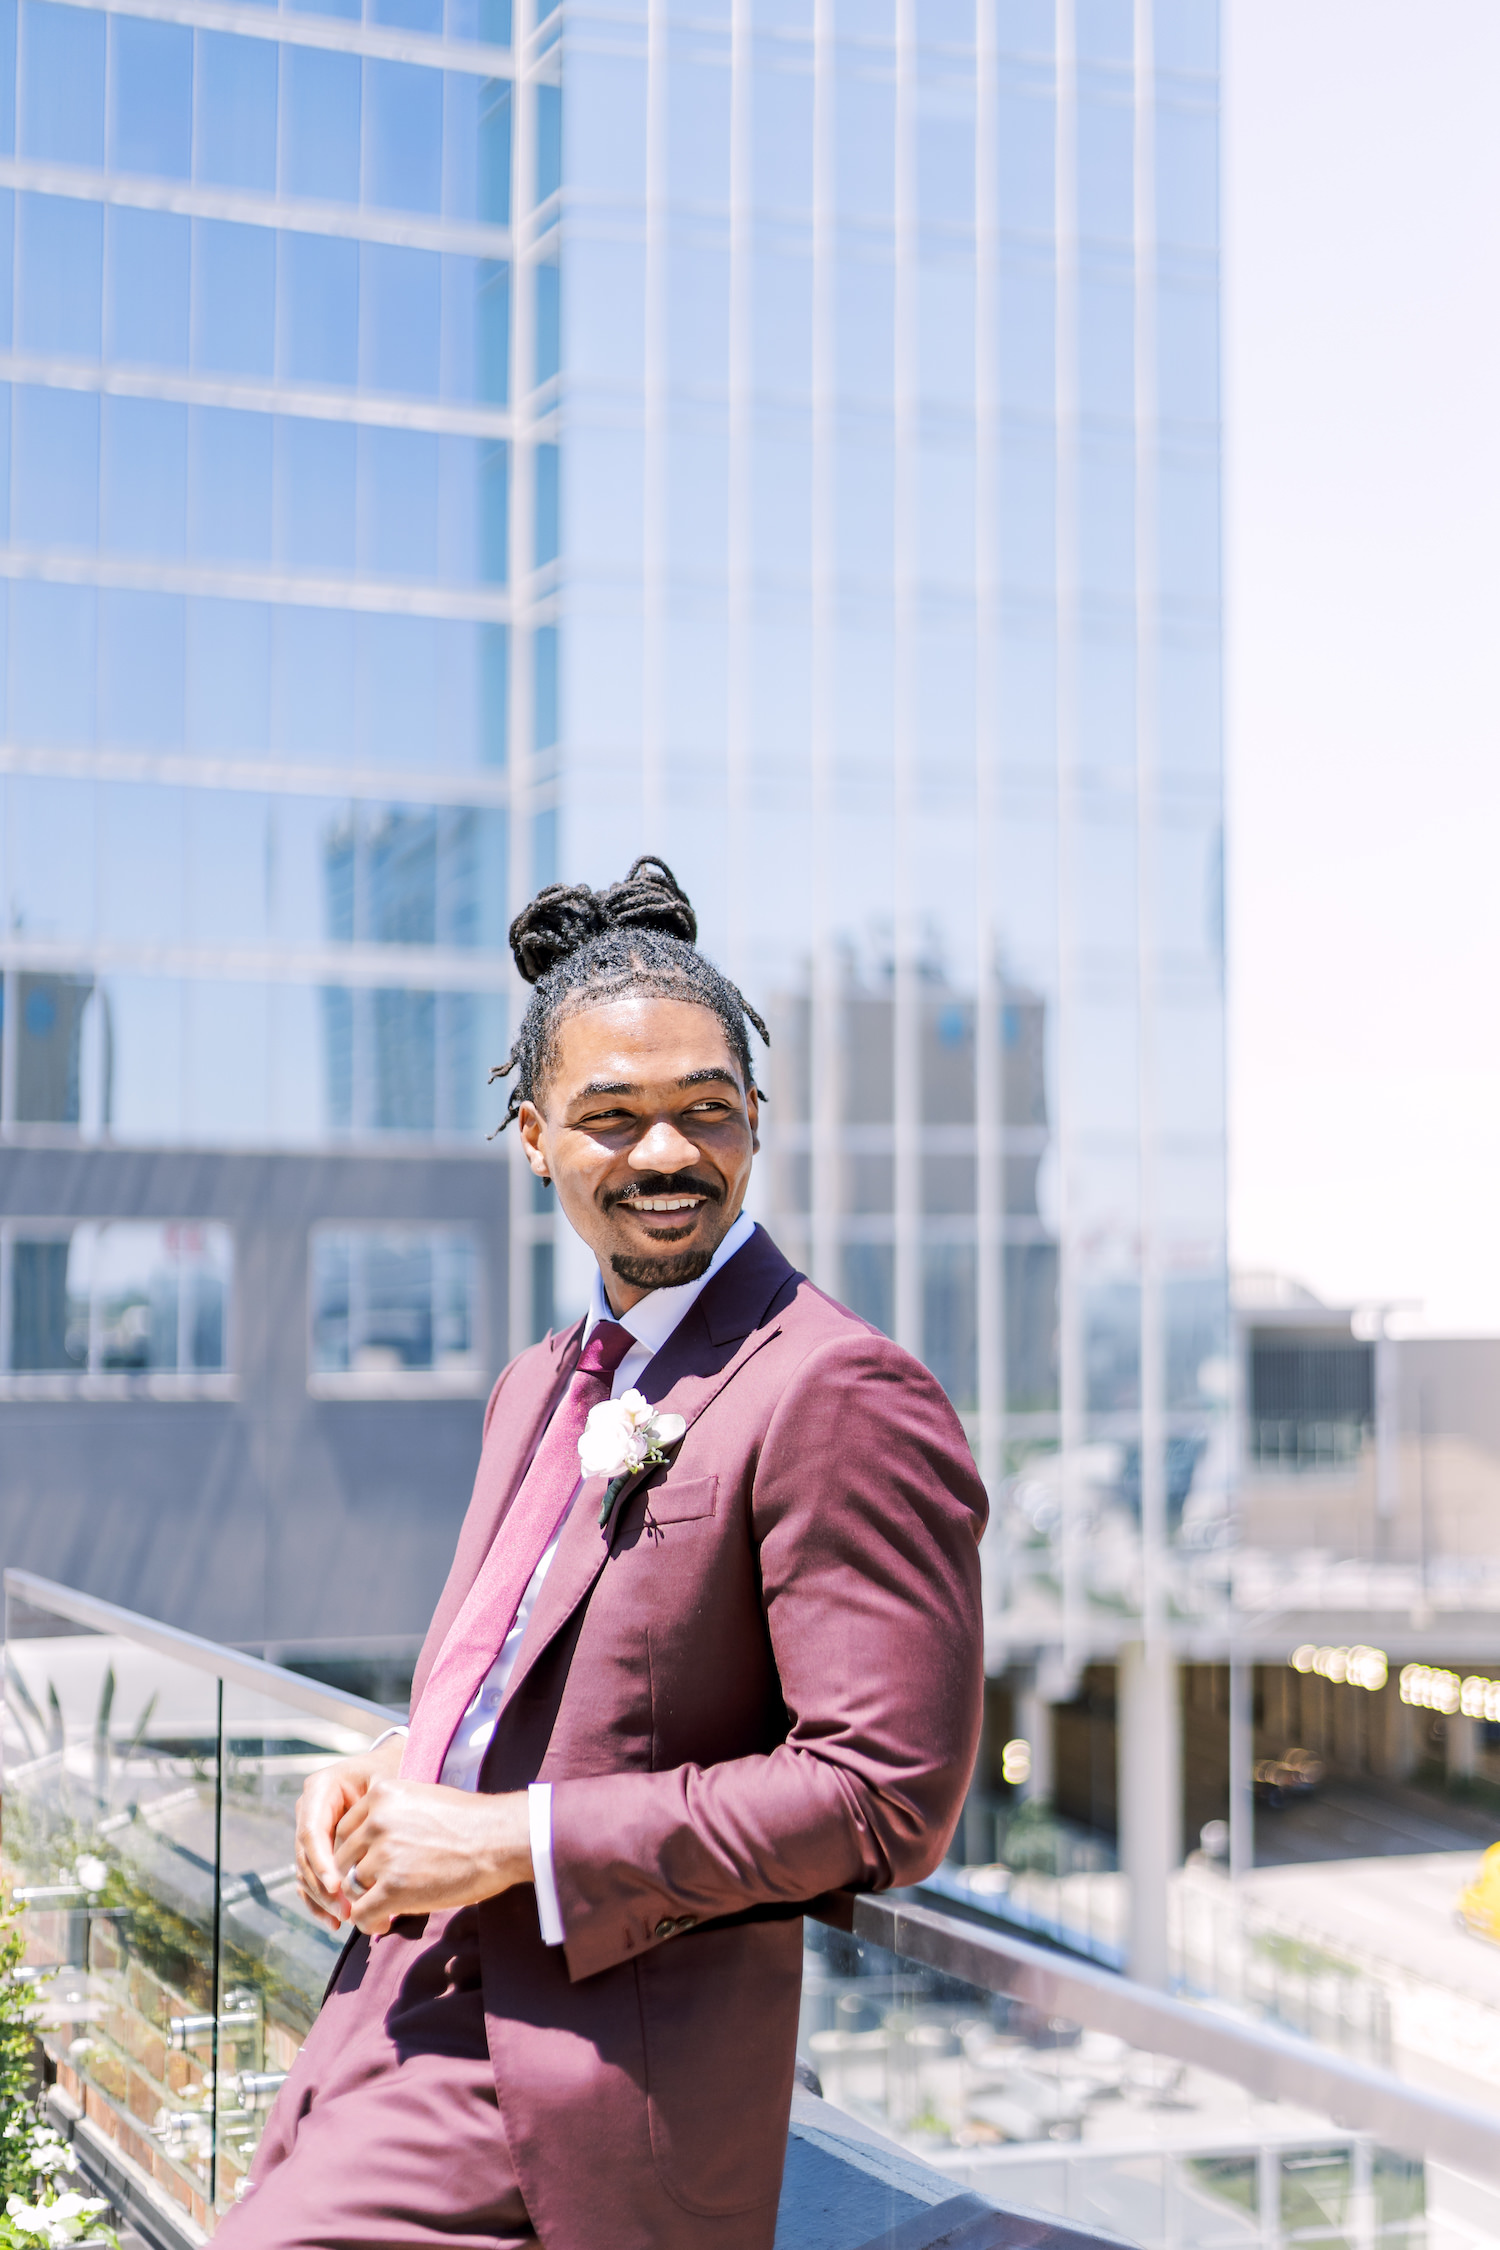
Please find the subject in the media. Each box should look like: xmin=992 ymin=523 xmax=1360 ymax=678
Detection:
xmin=347 ymin=1866 xmax=367 ymax=1898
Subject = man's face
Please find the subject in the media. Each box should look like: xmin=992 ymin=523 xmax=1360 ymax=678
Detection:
xmin=517 ymin=996 xmax=759 ymax=1312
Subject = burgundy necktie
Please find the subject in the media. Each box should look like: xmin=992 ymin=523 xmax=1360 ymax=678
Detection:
xmin=402 ymin=1319 xmax=636 ymax=1784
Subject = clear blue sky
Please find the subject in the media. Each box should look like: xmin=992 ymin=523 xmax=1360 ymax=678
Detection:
xmin=1225 ymin=0 xmax=1500 ymax=1331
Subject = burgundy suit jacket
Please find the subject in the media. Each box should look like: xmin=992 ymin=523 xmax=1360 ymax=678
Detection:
xmin=409 ymin=1224 xmax=987 ymax=2250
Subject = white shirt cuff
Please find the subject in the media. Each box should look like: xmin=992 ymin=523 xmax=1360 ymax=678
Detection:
xmin=529 ymin=1782 xmax=564 ymax=1946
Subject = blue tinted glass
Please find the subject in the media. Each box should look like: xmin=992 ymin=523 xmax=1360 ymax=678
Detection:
xmin=9 ymin=582 xmax=96 ymax=744
xmin=1158 ymin=449 xmax=1219 ymax=605
xmin=361 ymin=425 xmax=438 ymax=576
xmin=184 ymin=980 xmax=270 ymax=1142
xmin=103 ymin=977 xmax=183 ymax=1141
xmin=476 ymin=0 xmax=511 ymax=41
xmin=12 ymin=384 xmax=98 ymax=545
xmin=997 ymin=0 xmax=1052 ymax=53
xmin=106 ymin=207 xmax=189 ymax=366
xmin=442 ymin=73 xmax=477 ymax=223
xmin=273 ymin=605 xmax=357 ymax=758
xmin=1156 ymin=0 xmax=1217 ymax=75
xmin=1157 ymin=631 xmax=1219 ymax=775
xmin=194 ymin=31 xmax=276 ymax=191
xmin=193 ymin=218 xmax=275 ymax=374
xmin=478 ymin=79 xmax=510 ymax=223
xmin=358 ymin=613 xmax=439 ymax=763
xmin=998 ymin=432 xmax=1053 ymax=595
xmin=187 ymin=597 xmax=270 ymax=752
xmin=1156 ymin=280 xmax=1217 ymax=425
xmin=479 ymin=441 xmax=507 ymax=581
xmin=99 ymin=596 xmax=185 ymax=750
xmin=184 ymin=789 xmax=266 ymax=943
xmin=917 ymin=95 xmax=973 ymax=227
xmin=0 ymin=0 xmax=18 ymax=157
xmin=535 ymin=81 xmax=560 ymax=203
xmin=1078 ymin=435 xmax=1133 ymax=598
xmin=996 ymin=249 xmax=1051 ymax=411
xmin=1156 ymin=100 xmax=1217 ymax=251
xmin=282 ymin=47 xmax=359 ymax=202
xmin=995 ymin=69 xmax=1052 ymax=234
xmin=835 ymin=70 xmax=893 ymax=221
xmin=1077 ymin=81 xmax=1132 ymax=241
xmin=533 ymin=624 xmax=556 ymax=751
xmin=0 ymin=384 xmax=10 ymax=526
xmin=17 ymin=193 xmax=101 ymax=355
xmin=99 ymin=785 xmax=183 ymax=931
xmin=753 ymin=59 xmax=812 ymax=212
xmin=1077 ymin=0 xmax=1131 ymax=62
xmin=276 ymin=417 xmax=356 ymax=569
xmin=480 ymin=623 xmax=506 ymax=765
xmin=110 ymin=16 xmax=191 ymax=177
xmin=101 ymin=397 xmax=187 ymax=557
xmin=279 ymin=231 xmax=358 ymax=385
xmin=1076 ymin=631 xmax=1133 ymax=769
xmin=667 ymin=55 xmax=729 ymax=207
xmin=190 ymin=405 xmax=272 ymax=561
xmin=361 ymin=242 xmax=442 ymax=394
xmin=365 ymin=59 xmax=442 ymax=211
xmin=369 ymin=0 xmax=441 ymax=30
xmin=1078 ymin=261 xmax=1132 ymax=418
xmin=0 ymin=194 xmax=11 ymax=349
xmin=534 ymin=259 xmax=558 ymax=386
xmin=4 ymin=772 xmax=93 ymax=938
xmin=476 ymin=258 xmax=508 ymax=402
xmin=533 ymin=442 xmax=557 ymax=566
xmin=20 ymin=0 xmax=103 ymax=164
xmin=567 ymin=49 xmax=643 ymax=200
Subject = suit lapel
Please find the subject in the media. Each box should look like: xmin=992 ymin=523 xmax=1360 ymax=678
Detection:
xmin=496 ymin=1228 xmax=798 ymax=1718
xmin=412 ymin=1322 xmax=583 ymax=1705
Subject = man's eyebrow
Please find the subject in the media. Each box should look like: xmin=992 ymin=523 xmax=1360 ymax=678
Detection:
xmin=573 ymin=1077 xmax=640 ymax=1100
xmin=677 ymin=1068 xmax=741 ymax=1091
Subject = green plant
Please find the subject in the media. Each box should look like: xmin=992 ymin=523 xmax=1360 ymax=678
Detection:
xmin=0 ymin=1902 xmax=115 ymax=2249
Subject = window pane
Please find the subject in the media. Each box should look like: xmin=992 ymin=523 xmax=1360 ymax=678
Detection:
xmin=361 ymin=242 xmax=442 ymax=395
xmin=110 ymin=16 xmax=191 ymax=179
xmin=195 ymin=30 xmax=277 ymax=193
xmin=101 ymin=396 xmax=188 ymax=558
xmin=5 ymin=1220 xmax=235 ymax=1373
xmin=282 ymin=47 xmax=359 ymax=202
xmin=20 ymin=0 xmax=104 ymax=166
xmin=187 ymin=597 xmax=271 ymax=752
xmin=17 ymin=193 xmax=102 ymax=356
xmin=277 ymin=417 xmax=356 ymax=569
xmin=360 ymin=425 xmax=439 ymax=576
xmin=106 ymin=207 xmax=189 ymax=367
xmin=193 ymin=218 xmax=275 ymax=375
xmin=7 ymin=582 xmax=96 ymax=745
xmin=309 ymin=1227 xmax=482 ymax=1381
xmin=8 ymin=1236 xmax=80 ymax=1369
xmin=534 ymin=81 xmax=559 ymax=203
xmin=534 ymin=442 xmax=557 ymax=566
xmin=12 ymin=974 xmax=99 ymax=1124
xmin=478 ymin=78 xmax=510 ymax=224
xmin=190 ymin=405 xmax=273 ymax=563
xmin=12 ymin=384 xmax=99 ymax=546
xmin=279 ymin=231 xmax=358 ymax=386
xmin=99 ymin=591 xmax=186 ymax=749
xmin=365 ymin=58 xmax=442 ymax=212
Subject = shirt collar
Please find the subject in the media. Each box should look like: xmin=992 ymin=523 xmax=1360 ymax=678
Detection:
xmin=584 ymin=1209 xmax=757 ymax=1361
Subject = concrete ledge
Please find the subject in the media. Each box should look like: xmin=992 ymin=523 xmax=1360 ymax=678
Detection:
xmin=776 ymin=2090 xmax=1133 ymax=2250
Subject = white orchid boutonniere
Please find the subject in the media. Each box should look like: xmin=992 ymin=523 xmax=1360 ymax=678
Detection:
xmin=579 ymin=1390 xmax=687 ymax=1529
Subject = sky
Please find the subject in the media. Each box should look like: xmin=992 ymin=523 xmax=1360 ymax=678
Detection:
xmin=1224 ymin=0 xmax=1500 ymax=1333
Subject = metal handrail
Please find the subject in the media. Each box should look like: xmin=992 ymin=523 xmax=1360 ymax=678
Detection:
xmin=811 ymin=1892 xmax=1500 ymax=2182
xmin=4 ymin=1571 xmax=398 ymax=1737
xmin=11 ymin=1568 xmax=1500 ymax=2181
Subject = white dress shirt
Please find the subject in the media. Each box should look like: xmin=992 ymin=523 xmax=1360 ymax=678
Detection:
xmin=438 ymin=1209 xmax=756 ymax=1944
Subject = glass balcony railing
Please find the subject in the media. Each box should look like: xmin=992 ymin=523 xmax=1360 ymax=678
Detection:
xmin=6 ymin=1570 xmax=1500 ymax=2249
xmin=2 ymin=1570 xmax=394 ymax=2231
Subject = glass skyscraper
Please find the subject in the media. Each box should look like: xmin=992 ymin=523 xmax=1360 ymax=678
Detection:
xmin=0 ymin=0 xmax=1224 ymax=1683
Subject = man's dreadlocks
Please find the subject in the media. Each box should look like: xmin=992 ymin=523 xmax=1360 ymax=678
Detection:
xmin=491 ymin=856 xmax=770 ymax=1130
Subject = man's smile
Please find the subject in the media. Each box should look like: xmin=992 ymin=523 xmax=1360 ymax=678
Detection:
xmin=625 ymin=1194 xmax=706 ymax=1213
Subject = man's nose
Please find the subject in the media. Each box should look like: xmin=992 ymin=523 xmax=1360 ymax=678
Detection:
xmin=630 ymin=1117 xmax=701 ymax=1171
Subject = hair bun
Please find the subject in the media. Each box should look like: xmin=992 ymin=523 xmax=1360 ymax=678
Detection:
xmin=507 ymin=856 xmax=697 ymax=984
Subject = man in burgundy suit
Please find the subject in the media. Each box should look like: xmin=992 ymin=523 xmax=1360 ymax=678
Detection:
xmin=224 ymin=860 xmax=986 ymax=2250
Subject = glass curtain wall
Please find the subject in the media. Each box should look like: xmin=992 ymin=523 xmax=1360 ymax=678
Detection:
xmin=0 ymin=0 xmax=519 ymax=1150
xmin=541 ymin=0 xmax=1227 ymax=1644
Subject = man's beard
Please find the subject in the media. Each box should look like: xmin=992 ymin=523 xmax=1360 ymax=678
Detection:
xmin=609 ymin=1244 xmax=717 ymax=1291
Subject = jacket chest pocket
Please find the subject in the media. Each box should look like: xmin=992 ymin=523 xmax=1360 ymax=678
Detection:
xmin=641 ymin=1473 xmax=718 ymax=1526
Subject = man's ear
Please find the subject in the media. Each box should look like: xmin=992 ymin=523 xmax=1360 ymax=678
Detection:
xmin=517 ymin=1099 xmax=551 ymax=1180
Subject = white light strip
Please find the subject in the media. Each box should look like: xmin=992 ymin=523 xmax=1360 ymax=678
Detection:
xmin=0 ymin=351 xmax=513 ymax=441
xmin=0 ymin=156 xmax=512 ymax=259
xmin=0 ymin=936 xmax=512 ymax=988
xmin=0 ymin=742 xmax=513 ymax=806
xmin=0 ymin=546 xmax=511 ymax=620
xmin=30 ymin=0 xmax=510 ymax=78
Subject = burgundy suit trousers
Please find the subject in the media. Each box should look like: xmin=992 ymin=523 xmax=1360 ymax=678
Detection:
xmin=219 ymin=1911 xmax=536 ymax=2250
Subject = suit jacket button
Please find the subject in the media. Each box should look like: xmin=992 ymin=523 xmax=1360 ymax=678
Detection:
xmin=676 ymin=1916 xmax=696 ymax=1931
xmin=654 ymin=1918 xmax=675 ymax=1939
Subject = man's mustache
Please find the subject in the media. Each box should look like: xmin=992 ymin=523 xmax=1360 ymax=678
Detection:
xmin=603 ymin=1175 xmax=724 ymax=1212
